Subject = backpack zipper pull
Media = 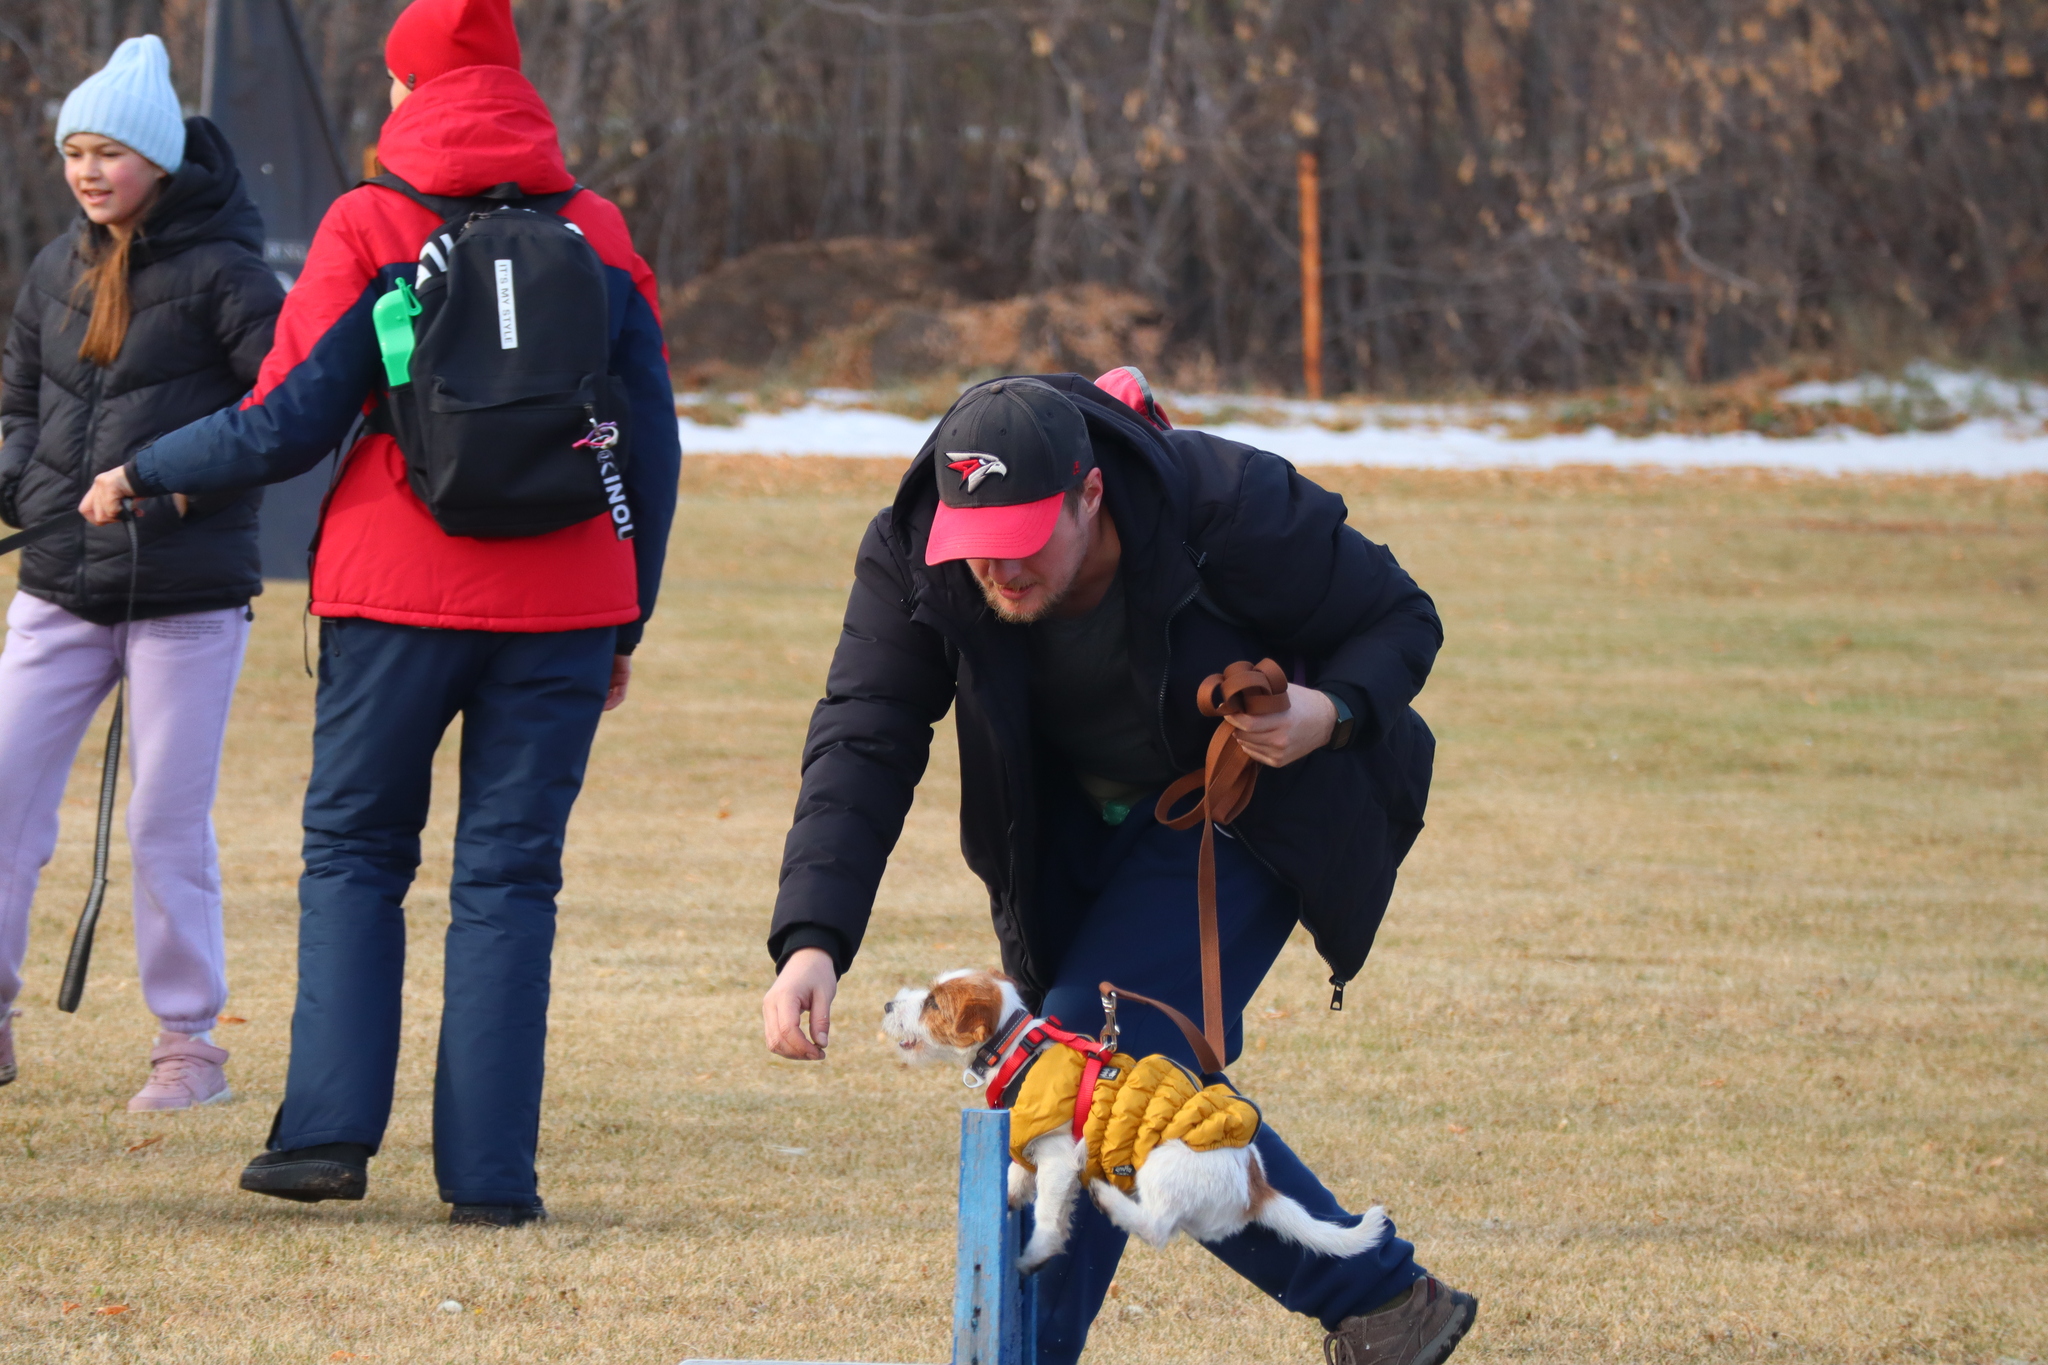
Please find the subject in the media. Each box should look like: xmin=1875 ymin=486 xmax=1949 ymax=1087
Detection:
xmin=1329 ymin=977 xmax=1347 ymax=1011
xmin=571 ymin=405 xmax=620 ymax=452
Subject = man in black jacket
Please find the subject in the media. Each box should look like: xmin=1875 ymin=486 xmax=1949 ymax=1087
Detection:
xmin=762 ymin=374 xmax=1474 ymax=1365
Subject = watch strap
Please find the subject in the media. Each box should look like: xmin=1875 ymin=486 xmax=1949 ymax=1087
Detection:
xmin=1321 ymin=689 xmax=1356 ymax=751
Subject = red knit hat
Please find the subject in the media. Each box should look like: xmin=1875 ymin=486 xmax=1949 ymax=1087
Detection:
xmin=385 ymin=0 xmax=521 ymax=90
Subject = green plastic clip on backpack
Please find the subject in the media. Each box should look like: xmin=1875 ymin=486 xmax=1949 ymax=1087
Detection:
xmin=373 ymin=277 xmax=421 ymax=387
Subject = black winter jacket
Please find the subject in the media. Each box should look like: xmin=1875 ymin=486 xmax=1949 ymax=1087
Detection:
xmin=771 ymin=374 xmax=1443 ymax=1007
xmin=0 ymin=118 xmax=282 ymax=623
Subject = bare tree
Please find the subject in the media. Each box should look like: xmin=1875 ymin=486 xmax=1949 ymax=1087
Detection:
xmin=4 ymin=0 xmax=2044 ymax=391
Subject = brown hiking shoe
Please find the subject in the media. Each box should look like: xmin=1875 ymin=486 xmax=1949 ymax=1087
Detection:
xmin=1324 ymin=1276 xmax=1477 ymax=1365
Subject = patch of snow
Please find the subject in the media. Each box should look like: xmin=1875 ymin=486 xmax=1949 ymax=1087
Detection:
xmin=677 ymin=375 xmax=2048 ymax=476
xmin=1226 ymin=419 xmax=2048 ymax=477
xmin=679 ymin=404 xmax=937 ymax=457
xmin=1777 ymin=362 xmax=2048 ymax=418
xmin=1161 ymin=391 xmax=1533 ymax=426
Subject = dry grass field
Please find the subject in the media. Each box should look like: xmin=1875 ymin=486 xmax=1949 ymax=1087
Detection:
xmin=1 ymin=458 xmax=2043 ymax=1365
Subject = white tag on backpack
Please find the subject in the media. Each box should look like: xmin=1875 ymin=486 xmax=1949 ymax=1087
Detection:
xmin=494 ymin=258 xmax=518 ymax=349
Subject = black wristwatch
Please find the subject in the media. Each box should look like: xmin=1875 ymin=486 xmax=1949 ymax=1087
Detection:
xmin=1321 ymin=690 xmax=1356 ymax=751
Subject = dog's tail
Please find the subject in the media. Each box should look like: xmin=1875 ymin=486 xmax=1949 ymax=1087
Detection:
xmin=1250 ymin=1158 xmax=1389 ymax=1258
xmin=1255 ymin=1194 xmax=1390 ymax=1257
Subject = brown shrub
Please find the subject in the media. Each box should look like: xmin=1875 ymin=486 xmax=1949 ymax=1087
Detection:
xmin=665 ymin=237 xmax=972 ymax=382
xmin=802 ymin=284 xmax=1165 ymax=388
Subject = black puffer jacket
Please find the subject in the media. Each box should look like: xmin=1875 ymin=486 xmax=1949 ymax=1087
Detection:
xmin=771 ymin=374 xmax=1443 ymax=1007
xmin=0 ymin=118 xmax=282 ymax=623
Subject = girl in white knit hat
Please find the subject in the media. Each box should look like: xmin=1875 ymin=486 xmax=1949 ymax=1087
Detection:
xmin=0 ymin=36 xmax=282 ymax=1109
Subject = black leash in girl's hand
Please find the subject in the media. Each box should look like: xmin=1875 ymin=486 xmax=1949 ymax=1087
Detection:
xmin=56 ymin=501 xmax=138 ymax=1013
xmin=0 ymin=509 xmax=83 ymax=557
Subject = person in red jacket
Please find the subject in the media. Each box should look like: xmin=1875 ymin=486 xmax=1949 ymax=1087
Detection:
xmin=81 ymin=0 xmax=679 ymax=1226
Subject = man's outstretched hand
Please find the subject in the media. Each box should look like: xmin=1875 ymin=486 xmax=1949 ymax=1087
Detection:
xmin=762 ymin=946 xmax=837 ymax=1060
xmin=1225 ymin=682 xmax=1336 ymax=767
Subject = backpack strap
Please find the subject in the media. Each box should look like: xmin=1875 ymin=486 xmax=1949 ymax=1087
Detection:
xmin=363 ymin=171 xmax=582 ymax=219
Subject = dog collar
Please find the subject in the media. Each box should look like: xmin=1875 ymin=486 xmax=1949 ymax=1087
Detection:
xmin=966 ymin=1010 xmax=1040 ymax=1096
xmin=969 ymin=1008 xmax=1033 ymax=1081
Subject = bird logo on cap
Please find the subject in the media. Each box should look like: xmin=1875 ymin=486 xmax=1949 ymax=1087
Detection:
xmin=945 ymin=453 xmax=1008 ymax=494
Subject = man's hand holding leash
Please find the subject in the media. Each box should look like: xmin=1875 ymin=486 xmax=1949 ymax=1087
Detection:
xmin=1226 ymin=682 xmax=1337 ymax=767
xmin=763 ymin=945 xmax=835 ymax=1060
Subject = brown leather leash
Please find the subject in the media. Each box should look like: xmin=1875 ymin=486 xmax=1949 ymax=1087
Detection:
xmin=1096 ymin=979 xmax=1227 ymax=1078
xmin=1143 ymin=658 xmax=1290 ymax=1067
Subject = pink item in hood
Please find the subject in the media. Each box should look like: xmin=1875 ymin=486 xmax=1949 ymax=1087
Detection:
xmin=1094 ymin=366 xmax=1173 ymax=432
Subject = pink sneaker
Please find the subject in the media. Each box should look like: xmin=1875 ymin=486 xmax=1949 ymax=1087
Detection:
xmin=0 ymin=1009 xmax=17 ymax=1086
xmin=127 ymin=1033 xmax=231 ymax=1111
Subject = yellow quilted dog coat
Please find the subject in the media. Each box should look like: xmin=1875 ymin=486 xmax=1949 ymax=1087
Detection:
xmin=1006 ymin=1046 xmax=1261 ymax=1193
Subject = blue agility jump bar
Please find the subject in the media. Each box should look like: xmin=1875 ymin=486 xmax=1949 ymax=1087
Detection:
xmin=680 ymin=1108 xmax=1037 ymax=1365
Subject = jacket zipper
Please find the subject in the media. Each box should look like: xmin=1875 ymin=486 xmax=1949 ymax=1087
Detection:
xmin=75 ymin=367 xmax=106 ymax=607
xmin=1153 ymin=580 xmax=1201 ymax=758
xmin=1162 ymin=559 xmax=1350 ymax=1012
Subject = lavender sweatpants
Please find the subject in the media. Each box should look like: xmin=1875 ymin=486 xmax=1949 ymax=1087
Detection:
xmin=0 ymin=592 xmax=248 ymax=1032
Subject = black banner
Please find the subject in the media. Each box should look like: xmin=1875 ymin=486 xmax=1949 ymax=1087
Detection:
xmin=201 ymin=0 xmax=348 ymax=581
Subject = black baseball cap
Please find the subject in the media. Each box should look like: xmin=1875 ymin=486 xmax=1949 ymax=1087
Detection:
xmin=925 ymin=378 xmax=1096 ymax=565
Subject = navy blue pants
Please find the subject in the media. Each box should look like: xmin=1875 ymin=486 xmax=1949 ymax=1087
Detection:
xmin=1030 ymin=795 xmax=1423 ymax=1363
xmin=272 ymin=618 xmax=613 ymax=1206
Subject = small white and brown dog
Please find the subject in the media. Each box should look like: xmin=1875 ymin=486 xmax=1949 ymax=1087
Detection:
xmin=883 ymin=968 xmax=1387 ymax=1271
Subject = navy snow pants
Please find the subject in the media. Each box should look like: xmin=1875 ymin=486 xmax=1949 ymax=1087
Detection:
xmin=1029 ymin=791 xmax=1424 ymax=1363
xmin=271 ymin=617 xmax=612 ymax=1206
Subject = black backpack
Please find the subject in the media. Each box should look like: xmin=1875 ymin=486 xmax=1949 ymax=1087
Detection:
xmin=367 ymin=173 xmax=634 ymax=540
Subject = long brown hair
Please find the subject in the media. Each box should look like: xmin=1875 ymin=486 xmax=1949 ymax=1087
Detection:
xmin=69 ymin=187 xmax=159 ymax=367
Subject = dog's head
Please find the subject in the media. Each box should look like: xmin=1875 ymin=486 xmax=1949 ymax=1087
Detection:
xmin=881 ymin=968 xmax=1026 ymax=1067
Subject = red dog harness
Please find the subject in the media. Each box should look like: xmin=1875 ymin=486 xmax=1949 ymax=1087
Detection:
xmin=981 ymin=1015 xmax=1119 ymax=1139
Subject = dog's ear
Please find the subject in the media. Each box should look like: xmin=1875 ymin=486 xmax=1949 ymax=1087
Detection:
xmin=923 ymin=974 xmax=1003 ymax=1047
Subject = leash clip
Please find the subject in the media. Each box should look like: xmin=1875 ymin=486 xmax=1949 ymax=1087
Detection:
xmin=1098 ymin=988 xmax=1120 ymax=1051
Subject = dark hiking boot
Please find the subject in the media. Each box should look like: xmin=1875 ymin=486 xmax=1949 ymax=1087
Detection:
xmin=239 ymin=1142 xmax=371 ymax=1202
xmin=449 ymin=1201 xmax=547 ymax=1228
xmin=0 ymin=1009 xmax=17 ymax=1086
xmin=1324 ymin=1276 xmax=1478 ymax=1365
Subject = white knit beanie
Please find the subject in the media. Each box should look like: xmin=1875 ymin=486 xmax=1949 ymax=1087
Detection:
xmin=54 ymin=35 xmax=186 ymax=174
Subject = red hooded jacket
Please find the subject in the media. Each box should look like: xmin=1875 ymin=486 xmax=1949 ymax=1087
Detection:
xmin=129 ymin=66 xmax=680 ymax=646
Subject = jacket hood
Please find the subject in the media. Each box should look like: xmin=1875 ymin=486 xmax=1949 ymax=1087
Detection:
xmin=375 ymin=64 xmax=574 ymax=198
xmin=121 ymin=117 xmax=264 ymax=265
xmin=386 ymin=0 xmax=522 ymax=91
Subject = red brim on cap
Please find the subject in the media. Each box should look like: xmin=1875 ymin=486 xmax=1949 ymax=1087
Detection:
xmin=925 ymin=492 xmax=1066 ymax=565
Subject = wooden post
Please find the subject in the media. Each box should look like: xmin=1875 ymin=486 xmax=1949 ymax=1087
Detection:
xmin=952 ymin=1109 xmax=1034 ymax=1365
xmin=1297 ymin=148 xmax=1323 ymax=400
xmin=681 ymin=1107 xmax=1035 ymax=1365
